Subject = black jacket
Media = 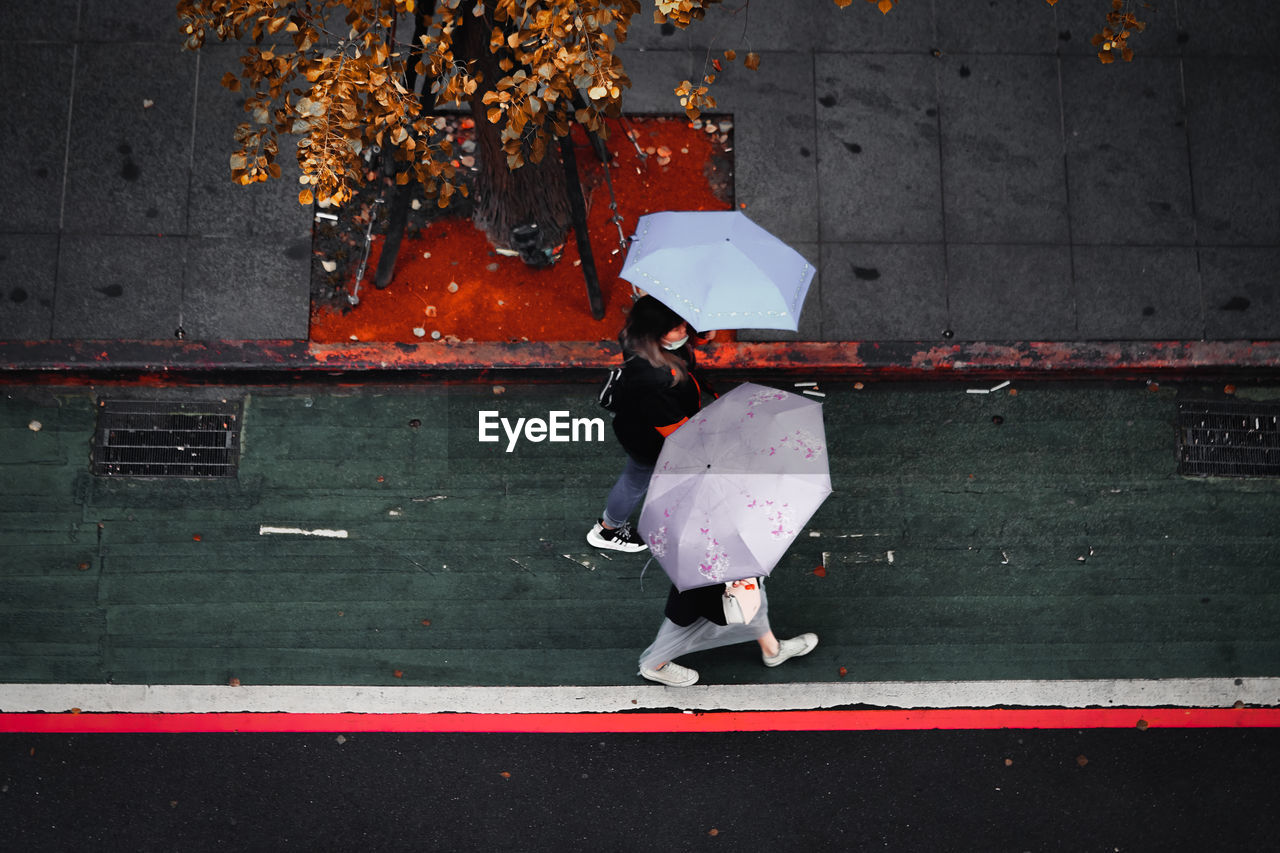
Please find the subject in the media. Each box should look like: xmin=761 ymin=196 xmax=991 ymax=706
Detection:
xmin=610 ymin=341 xmax=703 ymax=465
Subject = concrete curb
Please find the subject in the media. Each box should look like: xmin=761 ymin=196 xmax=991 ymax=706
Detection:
xmin=2 ymin=338 xmax=1279 ymax=381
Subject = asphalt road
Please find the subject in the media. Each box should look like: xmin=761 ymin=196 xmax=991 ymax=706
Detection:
xmin=3 ymin=728 xmax=1277 ymax=851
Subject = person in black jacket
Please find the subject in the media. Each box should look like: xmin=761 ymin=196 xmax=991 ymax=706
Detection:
xmin=586 ymin=295 xmax=711 ymax=552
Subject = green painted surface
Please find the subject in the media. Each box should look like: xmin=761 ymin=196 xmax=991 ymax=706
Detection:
xmin=1 ymin=381 xmax=1278 ymax=687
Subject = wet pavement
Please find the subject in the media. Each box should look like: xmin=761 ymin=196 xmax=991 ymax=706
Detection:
xmin=3 ymin=378 xmax=1278 ymax=694
xmin=1 ymin=1 xmax=1278 ymax=373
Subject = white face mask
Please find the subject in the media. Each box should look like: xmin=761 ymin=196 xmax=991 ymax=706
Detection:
xmin=661 ymin=334 xmax=689 ymax=351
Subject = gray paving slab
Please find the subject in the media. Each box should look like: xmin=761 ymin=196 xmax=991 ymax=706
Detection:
xmin=0 ymin=0 xmax=79 ymax=42
xmin=80 ymin=0 xmax=187 ymax=44
xmin=819 ymin=241 xmax=948 ymax=342
xmin=619 ymin=48 xmax=819 ymax=245
xmin=938 ymin=53 xmax=1069 ymax=244
xmin=935 ymin=0 xmax=1064 ymax=55
xmin=623 ymin=0 xmax=935 ymax=53
xmin=816 ymin=53 xmax=943 ymax=243
xmin=62 ymin=42 xmax=197 ymax=236
xmin=187 ymin=44 xmax=315 ymax=239
xmin=1201 ymin=248 xmax=1280 ymax=339
xmin=182 ymin=237 xmax=312 ymax=340
xmin=947 ymin=244 xmax=1075 ymax=341
xmin=1184 ymin=57 xmax=1280 ymax=246
xmin=1062 ymin=55 xmax=1195 ymax=246
xmin=52 ymin=235 xmax=185 ymax=339
xmin=1174 ymin=0 xmax=1280 ymax=57
xmin=0 ymin=235 xmax=59 ymax=340
xmin=1054 ymin=0 xmax=1186 ymax=58
xmin=1 ymin=43 xmax=75 ymax=233
xmin=1072 ymin=246 xmax=1203 ymax=340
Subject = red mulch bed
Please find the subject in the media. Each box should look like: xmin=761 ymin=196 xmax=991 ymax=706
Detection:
xmin=310 ymin=116 xmax=735 ymax=344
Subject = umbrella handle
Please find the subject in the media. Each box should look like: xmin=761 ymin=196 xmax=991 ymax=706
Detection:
xmin=639 ymin=556 xmax=654 ymax=591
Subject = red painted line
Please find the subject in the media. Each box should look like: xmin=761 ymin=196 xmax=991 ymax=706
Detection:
xmin=3 ymin=708 xmax=1278 ymax=734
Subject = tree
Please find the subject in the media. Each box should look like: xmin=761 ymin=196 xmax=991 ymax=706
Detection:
xmin=178 ymin=0 xmax=1143 ymax=268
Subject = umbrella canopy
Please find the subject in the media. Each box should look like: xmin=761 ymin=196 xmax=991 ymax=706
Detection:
xmin=619 ymin=210 xmax=816 ymax=332
xmin=638 ymin=382 xmax=833 ymax=592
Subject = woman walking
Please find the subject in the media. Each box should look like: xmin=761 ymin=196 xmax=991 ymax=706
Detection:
xmin=585 ymin=294 xmax=818 ymax=685
xmin=638 ymin=580 xmax=818 ymax=687
xmin=586 ymin=295 xmax=712 ymax=552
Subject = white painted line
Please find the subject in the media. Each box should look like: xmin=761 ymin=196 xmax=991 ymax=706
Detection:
xmin=1 ymin=679 xmax=1276 ymax=714
xmin=258 ymin=526 xmax=349 ymax=538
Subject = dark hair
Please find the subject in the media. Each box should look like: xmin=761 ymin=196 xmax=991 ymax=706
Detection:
xmin=620 ymin=295 xmax=690 ymax=386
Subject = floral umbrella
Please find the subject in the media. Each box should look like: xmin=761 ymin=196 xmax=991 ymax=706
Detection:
xmin=638 ymin=382 xmax=832 ymax=591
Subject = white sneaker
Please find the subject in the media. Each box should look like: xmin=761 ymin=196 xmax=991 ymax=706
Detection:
xmin=763 ymin=633 xmax=818 ymax=667
xmin=587 ymin=520 xmax=647 ymax=552
xmin=640 ymin=661 xmax=699 ymax=687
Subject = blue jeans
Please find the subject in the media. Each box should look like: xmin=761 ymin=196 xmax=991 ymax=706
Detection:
xmin=602 ymin=456 xmax=654 ymax=528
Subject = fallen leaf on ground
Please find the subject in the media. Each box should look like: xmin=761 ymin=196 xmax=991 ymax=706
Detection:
xmin=812 ymin=566 xmax=827 ymax=577
xmin=393 ymin=669 xmax=404 ymax=678
xmin=1076 ymin=755 xmax=1089 ymax=767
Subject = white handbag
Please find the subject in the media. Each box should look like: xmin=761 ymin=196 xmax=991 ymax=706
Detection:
xmin=722 ymin=578 xmax=762 ymax=624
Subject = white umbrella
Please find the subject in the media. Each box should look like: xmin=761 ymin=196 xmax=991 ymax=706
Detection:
xmin=619 ymin=210 xmax=815 ymax=332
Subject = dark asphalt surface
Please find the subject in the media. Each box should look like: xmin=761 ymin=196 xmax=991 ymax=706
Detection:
xmin=3 ymin=729 xmax=1277 ymax=851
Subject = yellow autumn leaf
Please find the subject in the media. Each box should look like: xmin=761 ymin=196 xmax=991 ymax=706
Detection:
xmin=298 ymin=188 xmax=314 ymax=205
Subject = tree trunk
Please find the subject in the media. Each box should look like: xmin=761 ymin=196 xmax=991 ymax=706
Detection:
xmin=558 ymin=134 xmax=605 ymax=320
xmin=373 ymin=4 xmax=434 ymax=290
xmin=458 ymin=8 xmax=571 ymax=267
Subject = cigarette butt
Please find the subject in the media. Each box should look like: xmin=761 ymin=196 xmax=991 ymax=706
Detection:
xmin=793 ymin=381 xmax=818 ymax=387
xmin=314 ymin=212 xmax=338 ymax=221
xmin=966 ymin=389 xmax=990 ymax=395
xmin=989 ymin=380 xmax=1011 ymax=392
xmin=802 ymin=390 xmax=826 ymax=398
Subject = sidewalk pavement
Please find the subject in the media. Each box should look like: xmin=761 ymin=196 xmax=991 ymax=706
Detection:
xmin=2 ymin=1 xmax=1278 ymax=377
xmin=2 ymin=379 xmax=1278 ymax=702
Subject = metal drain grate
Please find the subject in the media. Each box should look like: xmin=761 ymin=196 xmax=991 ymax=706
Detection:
xmin=1177 ymin=399 xmax=1280 ymax=477
xmin=92 ymin=399 xmax=242 ymax=478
